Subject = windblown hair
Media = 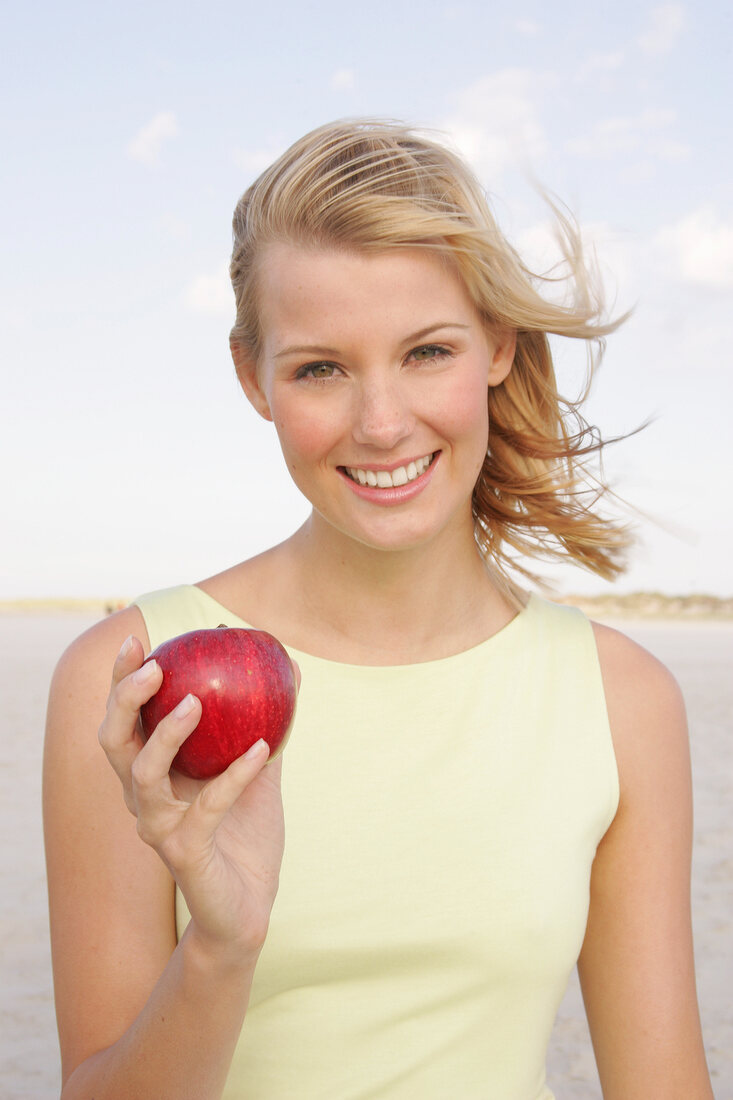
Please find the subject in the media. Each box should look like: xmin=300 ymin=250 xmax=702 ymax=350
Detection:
xmin=229 ymin=119 xmax=633 ymax=592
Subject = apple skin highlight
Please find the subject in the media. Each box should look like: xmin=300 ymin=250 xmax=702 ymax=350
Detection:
xmin=139 ymin=627 xmax=297 ymax=779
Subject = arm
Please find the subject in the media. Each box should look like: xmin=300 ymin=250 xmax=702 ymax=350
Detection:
xmin=43 ymin=607 xmax=284 ymax=1099
xmin=578 ymin=623 xmax=713 ymax=1099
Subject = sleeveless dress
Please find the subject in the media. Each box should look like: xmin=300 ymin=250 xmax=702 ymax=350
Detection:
xmin=134 ymin=584 xmax=618 ymax=1100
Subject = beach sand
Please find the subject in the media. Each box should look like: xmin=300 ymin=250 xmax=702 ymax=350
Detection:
xmin=1 ymin=611 xmax=731 ymax=1098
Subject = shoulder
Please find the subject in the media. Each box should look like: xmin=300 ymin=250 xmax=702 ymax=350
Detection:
xmin=591 ymin=619 xmax=685 ymax=728
xmin=589 ymin=620 xmax=689 ymax=809
xmin=47 ymin=605 xmax=151 ymax=782
xmin=52 ymin=604 xmax=150 ymax=696
xmin=198 ymin=550 xmax=286 ymax=606
xmin=196 ymin=546 xmax=304 ymax=636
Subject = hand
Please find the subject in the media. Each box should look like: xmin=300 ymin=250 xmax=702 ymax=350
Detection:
xmin=98 ymin=635 xmax=287 ymax=958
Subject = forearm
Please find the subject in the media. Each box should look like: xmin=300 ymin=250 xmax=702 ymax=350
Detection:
xmin=61 ymin=925 xmax=260 ymax=1100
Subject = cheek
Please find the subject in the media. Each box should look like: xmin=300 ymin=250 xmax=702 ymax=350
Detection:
xmin=271 ymin=398 xmax=342 ymax=468
xmin=435 ymin=370 xmax=490 ymax=443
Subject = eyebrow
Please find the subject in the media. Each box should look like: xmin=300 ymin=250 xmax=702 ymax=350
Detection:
xmin=273 ymin=322 xmax=471 ymax=360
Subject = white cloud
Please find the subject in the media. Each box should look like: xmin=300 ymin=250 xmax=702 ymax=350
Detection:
xmin=184 ymin=267 xmax=234 ymax=316
xmin=439 ymin=69 xmax=548 ymax=182
xmin=637 ymin=3 xmax=685 ymax=55
xmin=515 ymin=206 xmax=733 ymax=307
xmin=126 ymin=111 xmax=180 ymax=165
xmin=566 ymin=107 xmax=689 ymax=160
xmin=331 ymin=68 xmax=356 ymax=90
xmin=653 ymin=207 xmax=733 ymax=289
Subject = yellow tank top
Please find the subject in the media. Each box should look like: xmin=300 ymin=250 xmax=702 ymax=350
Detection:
xmin=134 ymin=584 xmax=618 ymax=1100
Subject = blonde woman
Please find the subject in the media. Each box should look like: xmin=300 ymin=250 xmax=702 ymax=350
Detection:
xmin=44 ymin=120 xmax=713 ymax=1099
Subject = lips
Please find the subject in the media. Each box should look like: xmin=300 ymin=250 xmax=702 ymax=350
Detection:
xmin=341 ymin=453 xmax=436 ymax=489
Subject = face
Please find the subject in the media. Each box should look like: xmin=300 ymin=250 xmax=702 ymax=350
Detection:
xmin=235 ymin=243 xmax=515 ymax=556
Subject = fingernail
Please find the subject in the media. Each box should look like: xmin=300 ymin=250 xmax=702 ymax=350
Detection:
xmin=173 ymin=694 xmax=196 ymax=718
xmin=244 ymin=738 xmax=269 ymax=759
xmin=118 ymin=635 xmax=134 ymax=659
xmin=132 ymin=660 xmax=158 ymax=684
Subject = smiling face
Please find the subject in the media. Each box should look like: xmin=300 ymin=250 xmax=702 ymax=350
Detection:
xmin=234 ymin=243 xmax=515 ymax=557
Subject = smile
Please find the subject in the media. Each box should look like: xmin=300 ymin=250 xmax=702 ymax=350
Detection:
xmin=341 ymin=453 xmax=436 ymax=489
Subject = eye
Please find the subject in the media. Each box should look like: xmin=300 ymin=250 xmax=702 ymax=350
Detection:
xmin=409 ymin=344 xmax=451 ymax=363
xmin=295 ymin=362 xmax=340 ymax=382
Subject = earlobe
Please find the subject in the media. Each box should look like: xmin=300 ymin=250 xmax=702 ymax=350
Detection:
xmin=486 ymin=328 xmax=517 ymax=387
xmin=230 ymin=340 xmax=273 ymax=422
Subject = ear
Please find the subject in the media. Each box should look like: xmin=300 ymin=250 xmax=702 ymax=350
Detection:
xmin=230 ymin=340 xmax=273 ymax=422
xmin=486 ymin=327 xmax=517 ymax=387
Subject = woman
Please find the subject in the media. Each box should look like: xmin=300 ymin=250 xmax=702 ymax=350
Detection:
xmin=43 ymin=120 xmax=713 ymax=1098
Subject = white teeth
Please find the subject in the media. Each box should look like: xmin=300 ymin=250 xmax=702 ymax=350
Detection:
xmin=346 ymin=453 xmax=433 ymax=488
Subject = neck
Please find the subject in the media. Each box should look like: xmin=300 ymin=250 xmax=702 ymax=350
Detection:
xmin=277 ymin=512 xmax=516 ymax=664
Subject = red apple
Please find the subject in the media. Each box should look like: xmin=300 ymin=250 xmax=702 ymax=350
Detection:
xmin=139 ymin=626 xmax=297 ymax=779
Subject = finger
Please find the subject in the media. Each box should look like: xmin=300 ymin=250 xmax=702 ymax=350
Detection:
xmin=99 ymin=652 xmax=163 ymax=796
xmin=129 ymin=693 xmax=205 ymax=845
xmin=176 ymin=739 xmax=272 ymax=843
xmin=100 ymin=658 xmax=162 ymax=757
xmin=130 ymin=693 xmax=202 ymax=808
xmin=108 ymin=633 xmax=146 ymax=696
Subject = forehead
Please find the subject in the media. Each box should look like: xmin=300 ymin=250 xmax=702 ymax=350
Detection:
xmin=255 ymin=242 xmax=478 ymax=346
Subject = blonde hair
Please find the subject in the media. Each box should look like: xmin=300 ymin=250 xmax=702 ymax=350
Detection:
xmin=230 ymin=119 xmax=632 ymax=591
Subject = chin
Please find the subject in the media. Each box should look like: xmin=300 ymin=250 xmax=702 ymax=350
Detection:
xmin=320 ymin=507 xmax=471 ymax=557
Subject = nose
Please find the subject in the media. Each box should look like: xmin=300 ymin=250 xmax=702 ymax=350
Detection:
xmin=351 ymin=374 xmax=415 ymax=451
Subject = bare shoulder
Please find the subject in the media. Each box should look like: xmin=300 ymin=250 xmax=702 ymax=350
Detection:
xmin=197 ymin=543 xmax=300 ymax=631
xmin=590 ymin=620 xmax=688 ymax=782
xmin=199 ymin=547 xmax=288 ymax=591
xmin=591 ymin=619 xmax=684 ymax=708
xmin=54 ymin=602 xmax=150 ymax=680
xmin=46 ymin=604 xmax=151 ymax=781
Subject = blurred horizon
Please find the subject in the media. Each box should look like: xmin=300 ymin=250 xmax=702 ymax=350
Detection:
xmin=3 ymin=592 xmax=732 ymax=618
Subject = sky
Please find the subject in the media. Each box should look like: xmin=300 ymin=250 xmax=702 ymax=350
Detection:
xmin=2 ymin=0 xmax=732 ymax=599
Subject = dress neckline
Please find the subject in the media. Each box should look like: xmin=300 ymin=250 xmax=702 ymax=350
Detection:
xmin=185 ymin=583 xmax=536 ymax=673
